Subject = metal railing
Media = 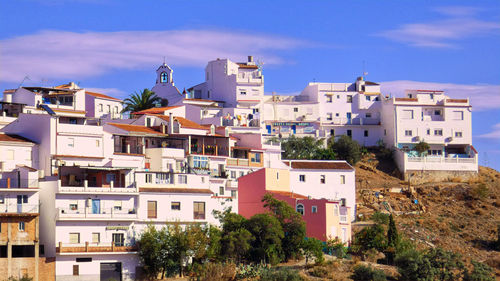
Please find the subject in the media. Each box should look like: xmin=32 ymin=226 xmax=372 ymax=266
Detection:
xmin=57 ymin=241 xmax=137 ymax=253
xmin=58 ymin=207 xmax=137 ymax=219
xmin=0 ymin=178 xmax=39 ymax=189
xmin=0 ymin=204 xmax=39 ymax=213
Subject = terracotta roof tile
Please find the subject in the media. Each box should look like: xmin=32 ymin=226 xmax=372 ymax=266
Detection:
xmin=0 ymin=133 xmax=36 ymax=143
xmin=133 ymin=105 xmax=182 ymax=115
xmin=395 ymin=98 xmax=418 ymax=102
xmin=86 ymin=91 xmax=122 ymax=101
xmin=268 ymin=190 xmax=308 ymax=199
xmin=154 ymin=115 xmax=208 ymax=130
xmin=237 ymin=63 xmax=259 ymax=69
xmin=108 ymin=123 xmax=165 ymax=135
xmin=139 ymin=188 xmax=213 ymax=194
xmin=284 ymin=161 xmax=353 ymax=170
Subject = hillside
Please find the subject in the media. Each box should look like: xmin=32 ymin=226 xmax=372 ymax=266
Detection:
xmin=354 ymin=152 xmax=500 ymax=273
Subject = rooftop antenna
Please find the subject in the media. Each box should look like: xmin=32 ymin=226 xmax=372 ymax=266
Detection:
xmin=18 ymin=75 xmax=31 ymax=88
xmin=163 ymin=56 xmax=166 ymax=65
xmin=362 ymin=60 xmax=368 ymax=79
xmin=257 ymin=59 xmax=265 ymax=71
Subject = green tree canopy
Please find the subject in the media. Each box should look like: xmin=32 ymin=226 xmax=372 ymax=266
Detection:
xmin=246 ymin=213 xmax=284 ymax=265
xmin=328 ymin=135 xmax=362 ymax=165
xmin=280 ymin=135 xmax=334 ymax=160
xmin=122 ymin=88 xmax=162 ymax=113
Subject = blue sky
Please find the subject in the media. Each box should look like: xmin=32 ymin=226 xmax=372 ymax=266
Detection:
xmin=1 ymin=0 xmax=499 ymax=170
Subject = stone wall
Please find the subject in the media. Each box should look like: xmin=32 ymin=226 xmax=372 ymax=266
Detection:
xmin=404 ymin=170 xmax=477 ymax=185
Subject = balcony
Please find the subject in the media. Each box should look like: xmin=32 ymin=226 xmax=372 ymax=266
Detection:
xmin=56 ymin=242 xmax=137 ymax=254
xmin=0 ymin=178 xmax=38 ymax=189
xmin=57 ymin=207 xmax=138 ymax=220
xmin=394 ymin=149 xmax=478 ymax=172
xmin=227 ymin=158 xmax=249 ymax=167
xmin=236 ymin=75 xmax=263 ymax=85
xmin=0 ymin=204 xmax=39 ymax=214
xmin=326 ymin=117 xmax=380 ymax=126
xmin=190 ymin=144 xmax=229 ymax=157
xmin=57 ymin=180 xmax=137 ymax=194
xmin=57 ymin=123 xmax=103 ymax=135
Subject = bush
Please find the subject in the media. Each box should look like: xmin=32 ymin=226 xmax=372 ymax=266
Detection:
xmin=352 ymin=224 xmax=387 ymax=254
xmin=190 ymin=262 xmax=236 ymax=281
xmin=325 ymin=237 xmax=348 ymax=258
xmin=329 ymin=135 xmax=362 ymax=165
xmin=463 ymin=260 xmax=495 ymax=281
xmin=301 ymin=238 xmax=325 ymax=265
xmin=351 ymin=265 xmax=387 ymax=281
xmin=414 ymin=141 xmax=430 ymax=156
xmin=371 ymin=212 xmax=390 ymax=225
xmin=310 ymin=266 xmax=329 ymax=278
xmin=260 ymin=267 xmax=304 ymax=281
xmin=469 ymin=184 xmax=489 ymax=200
xmin=235 ymin=264 xmax=267 ymax=279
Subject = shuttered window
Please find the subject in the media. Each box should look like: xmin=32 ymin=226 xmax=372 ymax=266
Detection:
xmin=147 ymin=201 xmax=157 ymax=218
xmin=193 ymin=202 xmax=205 ymax=220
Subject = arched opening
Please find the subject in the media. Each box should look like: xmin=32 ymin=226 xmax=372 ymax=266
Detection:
xmin=296 ymin=204 xmax=304 ymax=216
xmin=160 ymin=72 xmax=169 ymax=83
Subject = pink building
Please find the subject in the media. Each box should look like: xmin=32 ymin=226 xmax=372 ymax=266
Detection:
xmin=238 ymin=167 xmax=351 ymax=243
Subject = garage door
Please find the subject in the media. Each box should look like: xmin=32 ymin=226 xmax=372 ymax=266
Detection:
xmin=100 ymin=262 xmax=122 ymax=281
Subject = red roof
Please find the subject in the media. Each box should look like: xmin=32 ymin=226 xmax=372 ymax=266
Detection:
xmin=133 ymin=105 xmax=182 ymax=115
xmin=154 ymin=115 xmax=208 ymax=130
xmin=268 ymin=190 xmax=308 ymax=199
xmin=86 ymin=91 xmax=122 ymax=101
xmin=0 ymin=133 xmax=36 ymax=143
xmin=284 ymin=161 xmax=353 ymax=170
xmin=107 ymin=123 xmax=165 ymax=135
xmin=237 ymin=63 xmax=259 ymax=69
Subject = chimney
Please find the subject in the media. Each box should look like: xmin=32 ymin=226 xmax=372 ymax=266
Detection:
xmin=161 ymin=123 xmax=166 ymax=134
xmin=168 ymin=112 xmax=174 ymax=134
xmin=248 ymin=56 xmax=253 ymax=63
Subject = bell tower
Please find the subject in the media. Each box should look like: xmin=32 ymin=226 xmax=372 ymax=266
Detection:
xmin=152 ymin=62 xmax=183 ymax=105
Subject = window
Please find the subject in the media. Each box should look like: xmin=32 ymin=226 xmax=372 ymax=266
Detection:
xmin=293 ymin=107 xmax=298 ymax=112
xmin=193 ymin=156 xmax=208 ymax=169
xmin=327 ymin=113 xmax=333 ymax=121
xmin=171 ymin=202 xmax=181 ymax=210
xmin=250 ymin=153 xmax=261 ymax=163
xmin=347 ymin=95 xmax=353 ymax=103
xmin=145 ymin=174 xmax=152 ymax=183
xmin=0 ymin=196 xmax=4 ymax=204
xmin=347 ymin=130 xmax=352 ymax=137
xmin=239 ymin=171 xmax=244 ymax=177
xmin=105 ymin=173 xmax=115 ymax=184
xmin=219 ymin=186 xmax=225 ymax=195
xmin=299 ymin=175 xmax=306 ymax=182
xmin=112 ymin=233 xmax=124 ymax=247
xmin=340 ymin=175 xmax=346 ymax=184
xmin=327 ymin=96 xmax=332 ymax=103
xmin=312 ymin=206 xmax=318 ymax=214
xmin=320 ymin=175 xmax=326 ymax=184
xmin=231 ymin=190 xmax=237 ymax=198
xmin=107 ymin=105 xmax=111 ymax=113
xmin=69 ymin=201 xmax=78 ymax=211
xmin=430 ymin=94 xmax=434 ymax=100
xmin=296 ymin=204 xmax=304 ymax=215
xmin=276 ymin=172 xmax=279 ymax=180
xmin=193 ymin=202 xmax=205 ymax=220
xmin=364 ymin=130 xmax=369 ymax=137
xmin=334 ymin=205 xmax=339 ymax=216
xmin=18 ymin=222 xmax=25 ymax=231
xmin=434 ymin=110 xmax=442 ymax=116
xmin=365 ymin=113 xmax=372 ymax=118
xmin=113 ymin=201 xmax=122 ymax=211
xmin=253 ymin=108 xmax=259 ymax=114
xmin=240 ymin=91 xmax=247 ymax=95
xmin=455 ymin=131 xmax=463 ymax=138
xmin=434 ymin=129 xmax=443 ymax=136
xmin=405 ymin=130 xmax=412 ymax=136
xmin=402 ymin=110 xmax=414 ymax=119
xmin=160 ymin=72 xmax=168 ymax=83
xmin=17 ymin=195 xmax=28 ymax=204
xmin=92 ymin=233 xmax=100 ymax=244
xmin=68 ymin=138 xmax=74 ymax=147
xmin=178 ymin=175 xmax=187 ymax=184
xmin=147 ymin=201 xmax=157 ymax=218
xmin=69 ymin=233 xmax=80 ymax=244
xmin=427 ymin=129 xmax=431 ymax=135
xmin=69 ymin=118 xmax=77 ymax=124
xmin=99 ymin=104 xmax=103 ymax=112
xmin=73 ymin=265 xmax=79 ymax=276
xmin=337 ymin=95 xmax=340 ymax=99
xmin=231 ymin=171 xmax=236 ymax=178
xmin=365 ymin=95 xmax=371 ymax=101
xmin=453 ymin=111 xmax=464 ymax=120
xmin=96 ymin=140 xmax=100 ymax=147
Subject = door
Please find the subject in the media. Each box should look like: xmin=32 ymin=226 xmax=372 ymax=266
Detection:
xmin=291 ymin=125 xmax=296 ymax=134
xmin=346 ymin=112 xmax=352 ymax=124
xmin=100 ymin=262 xmax=122 ymax=281
xmin=266 ymin=125 xmax=271 ymax=134
xmin=112 ymin=233 xmax=124 ymax=247
xmin=17 ymin=195 xmax=27 ymax=213
xmin=92 ymin=199 xmax=101 ymax=214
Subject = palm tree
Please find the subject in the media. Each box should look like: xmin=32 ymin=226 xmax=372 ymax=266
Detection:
xmin=122 ymin=88 xmax=162 ymax=113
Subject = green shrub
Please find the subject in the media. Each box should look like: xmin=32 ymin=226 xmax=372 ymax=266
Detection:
xmin=260 ymin=267 xmax=303 ymax=281
xmin=235 ymin=264 xmax=267 ymax=279
xmin=190 ymin=262 xmax=236 ymax=281
xmin=371 ymin=212 xmax=390 ymax=225
xmin=325 ymin=237 xmax=348 ymax=258
xmin=351 ymin=265 xmax=387 ymax=281
xmin=329 ymin=135 xmax=362 ymax=165
xmin=469 ymin=184 xmax=489 ymax=200
xmin=463 ymin=260 xmax=495 ymax=281
xmin=310 ymin=266 xmax=329 ymax=278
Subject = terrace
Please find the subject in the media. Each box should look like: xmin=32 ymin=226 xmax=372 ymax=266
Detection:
xmin=57 ymin=166 xmax=136 ymax=193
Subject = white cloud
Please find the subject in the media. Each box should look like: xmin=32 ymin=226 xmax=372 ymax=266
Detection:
xmin=380 ymin=80 xmax=500 ymax=111
xmin=376 ymin=7 xmax=500 ymax=48
xmin=477 ymin=123 xmax=500 ymax=139
xmin=0 ymin=29 xmax=312 ymax=83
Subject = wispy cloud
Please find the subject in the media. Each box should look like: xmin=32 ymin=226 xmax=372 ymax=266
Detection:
xmin=477 ymin=123 xmax=500 ymax=139
xmin=0 ymin=29 xmax=312 ymax=83
xmin=86 ymin=87 xmax=127 ymax=99
xmin=376 ymin=6 xmax=500 ymax=48
xmin=380 ymin=80 xmax=500 ymax=111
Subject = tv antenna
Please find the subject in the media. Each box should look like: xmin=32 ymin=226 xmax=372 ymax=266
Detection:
xmin=362 ymin=60 xmax=368 ymax=79
xmin=18 ymin=75 xmax=31 ymax=88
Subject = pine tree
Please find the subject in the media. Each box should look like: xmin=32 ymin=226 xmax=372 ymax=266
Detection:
xmin=387 ymin=214 xmax=398 ymax=247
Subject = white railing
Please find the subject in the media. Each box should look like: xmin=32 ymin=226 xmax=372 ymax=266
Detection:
xmin=58 ymin=180 xmax=137 ymax=193
xmin=0 ymin=204 xmax=39 ymax=213
xmin=407 ymin=156 xmax=476 ymax=164
xmin=340 ymin=215 xmax=348 ymax=223
xmin=227 ymin=158 xmax=249 ymax=166
xmin=57 ymin=207 xmax=137 ymax=220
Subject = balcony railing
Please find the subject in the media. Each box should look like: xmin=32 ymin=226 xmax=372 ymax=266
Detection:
xmin=407 ymin=156 xmax=476 ymax=164
xmin=56 ymin=241 xmax=137 ymax=253
xmin=0 ymin=204 xmax=39 ymax=214
xmin=57 ymin=207 xmax=137 ymax=220
xmin=0 ymin=178 xmax=38 ymax=189
xmin=58 ymin=180 xmax=137 ymax=193
xmin=326 ymin=117 xmax=380 ymax=125
xmin=227 ymin=158 xmax=249 ymax=166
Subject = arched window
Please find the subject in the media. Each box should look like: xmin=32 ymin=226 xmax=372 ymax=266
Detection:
xmin=160 ymin=72 xmax=169 ymax=83
xmin=296 ymin=204 xmax=304 ymax=216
